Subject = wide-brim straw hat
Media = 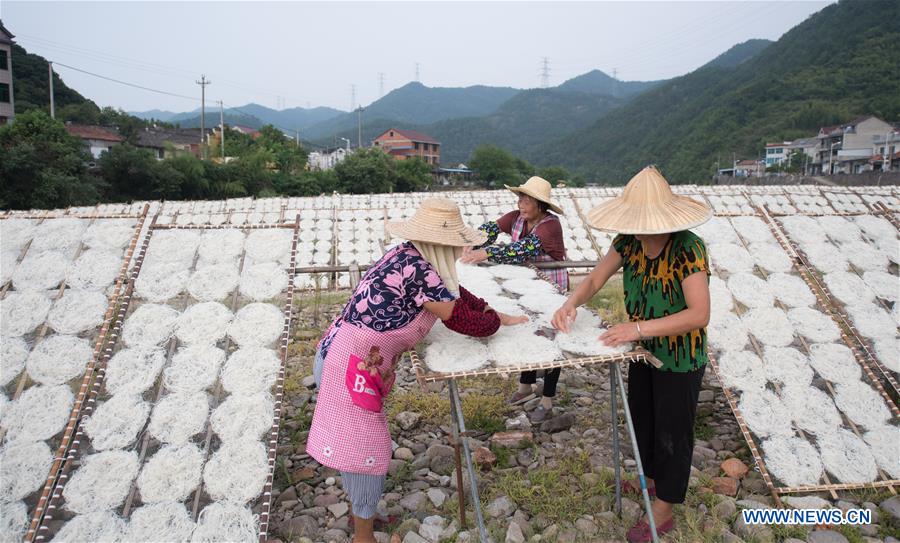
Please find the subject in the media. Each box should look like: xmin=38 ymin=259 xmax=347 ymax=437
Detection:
xmin=587 ymin=166 xmax=712 ymax=234
xmin=504 ymin=176 xmax=564 ymax=215
xmin=387 ymin=198 xmax=487 ymax=247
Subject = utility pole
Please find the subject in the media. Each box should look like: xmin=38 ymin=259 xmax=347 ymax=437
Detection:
xmin=196 ymin=75 xmax=211 ymax=159
xmin=350 ymin=84 xmax=357 ymax=111
xmin=378 ymin=72 xmax=385 ymax=98
xmin=540 ymin=57 xmax=551 ymax=88
xmin=356 ymin=106 xmax=363 ymax=149
xmin=219 ymin=100 xmax=225 ymax=159
xmin=612 ymin=67 xmax=619 ymax=96
xmin=414 ymin=62 xmax=420 ymax=82
xmin=295 ymin=130 xmax=300 ymax=148
xmin=48 ymin=62 xmax=55 ymax=119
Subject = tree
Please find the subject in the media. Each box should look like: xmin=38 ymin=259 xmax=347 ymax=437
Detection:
xmin=538 ymin=165 xmax=571 ymax=187
xmin=334 ymin=148 xmax=396 ymax=193
xmin=256 ymin=125 xmax=308 ymax=173
xmin=468 ymin=145 xmax=522 ymax=187
xmin=0 ymin=110 xmax=100 ymax=209
xmin=394 ymin=157 xmax=432 ymax=192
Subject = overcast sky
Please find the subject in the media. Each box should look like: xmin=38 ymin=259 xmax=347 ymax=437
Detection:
xmin=3 ymin=1 xmax=830 ymax=114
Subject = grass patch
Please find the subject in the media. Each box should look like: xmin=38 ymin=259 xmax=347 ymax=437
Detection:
xmin=772 ymin=524 xmax=810 ymax=541
xmin=836 ymin=525 xmax=865 ymax=543
xmin=488 ymin=450 xmax=613 ymax=522
xmin=386 ymin=385 xmax=511 ymax=434
xmin=586 ymin=276 xmax=628 ymax=324
xmin=388 ymin=460 xmax=414 ymax=489
xmin=694 ymin=413 xmax=714 ymax=441
xmin=274 ymin=457 xmax=291 ymax=491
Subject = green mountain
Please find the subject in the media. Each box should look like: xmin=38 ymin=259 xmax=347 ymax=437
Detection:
xmin=424 ymin=89 xmax=626 ymax=164
xmin=555 ymin=70 xmax=662 ymax=98
xmin=302 ymin=82 xmax=520 ymax=140
xmin=539 ymin=0 xmax=900 ymax=184
xmin=11 ymin=43 xmax=93 ymax=114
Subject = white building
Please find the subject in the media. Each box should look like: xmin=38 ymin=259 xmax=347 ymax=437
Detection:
xmin=0 ymin=21 xmax=15 ymax=125
xmin=308 ymin=147 xmax=349 ymax=170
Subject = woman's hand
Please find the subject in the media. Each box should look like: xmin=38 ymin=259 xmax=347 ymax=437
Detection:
xmin=599 ymin=322 xmax=641 ymax=347
xmin=460 ymin=248 xmax=488 ymax=264
xmin=551 ymin=304 xmax=578 ymax=333
xmin=498 ymin=312 xmax=529 ymax=326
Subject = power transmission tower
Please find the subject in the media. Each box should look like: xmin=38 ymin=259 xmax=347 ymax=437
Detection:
xmin=350 ymin=84 xmax=357 ymax=111
xmin=414 ymin=62 xmax=420 ymax=82
xmin=357 ymin=107 xmax=363 ymax=149
xmin=196 ymin=74 xmax=211 ymax=159
xmin=378 ymin=72 xmax=385 ymax=97
xmin=540 ymin=57 xmax=551 ymax=88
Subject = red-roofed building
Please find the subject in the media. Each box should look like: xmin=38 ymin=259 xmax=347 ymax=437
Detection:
xmin=373 ymin=128 xmax=440 ymax=165
xmin=65 ymin=124 xmax=124 ymax=158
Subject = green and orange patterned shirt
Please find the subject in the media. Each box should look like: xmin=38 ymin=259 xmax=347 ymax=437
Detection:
xmin=612 ymin=231 xmax=709 ymax=372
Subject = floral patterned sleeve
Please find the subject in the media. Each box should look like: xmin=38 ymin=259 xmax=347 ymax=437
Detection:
xmin=475 ymin=221 xmax=501 ymax=248
xmin=485 ymin=233 xmax=543 ymax=264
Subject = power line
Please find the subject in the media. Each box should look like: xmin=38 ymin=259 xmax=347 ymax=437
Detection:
xmin=51 ymin=61 xmax=200 ymax=102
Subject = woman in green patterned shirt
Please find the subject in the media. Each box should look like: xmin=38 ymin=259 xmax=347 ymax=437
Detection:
xmin=551 ymin=166 xmax=712 ymax=543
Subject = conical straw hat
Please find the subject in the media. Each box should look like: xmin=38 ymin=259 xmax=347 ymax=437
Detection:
xmin=504 ymin=176 xmax=564 ymax=215
xmin=387 ymin=198 xmax=487 ymax=247
xmin=587 ymin=166 xmax=712 ymax=234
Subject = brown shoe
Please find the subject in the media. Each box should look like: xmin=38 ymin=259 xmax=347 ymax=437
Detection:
xmin=509 ymin=390 xmax=535 ymax=405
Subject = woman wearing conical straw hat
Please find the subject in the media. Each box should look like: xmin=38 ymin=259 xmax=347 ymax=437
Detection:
xmin=307 ymin=198 xmax=528 ymax=543
xmin=460 ymin=176 xmax=569 ymax=423
xmin=551 ymin=166 xmax=712 ymax=542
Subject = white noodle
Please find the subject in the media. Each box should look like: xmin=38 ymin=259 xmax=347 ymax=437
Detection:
xmin=1 ymin=384 xmax=73 ymax=442
xmin=817 ymin=428 xmax=878 ymax=484
xmin=125 ymin=502 xmax=196 ymax=543
xmin=762 ymin=346 xmax=813 ymax=387
xmin=104 ymin=347 xmax=167 ymax=395
xmin=67 ymin=249 xmax=123 ymax=291
xmin=787 ymin=307 xmax=841 ymax=343
xmin=202 ymin=440 xmax=269 ymax=504
xmin=63 ymin=450 xmax=139 ymax=513
xmin=121 ymin=303 xmax=179 ymax=347
xmin=0 ymin=440 xmax=53 ymax=501
xmin=227 ymin=303 xmax=284 ymax=347
xmin=742 ymin=307 xmax=794 ymax=347
xmin=163 ymin=345 xmax=226 ymax=393
xmin=807 ymin=343 xmax=862 ymax=384
xmin=25 ymin=334 xmax=92 ymax=385
xmin=83 ymin=393 xmax=150 ymax=451
xmin=147 ymin=393 xmax=210 ymax=445
xmin=767 ymin=273 xmax=816 ymax=307
xmin=863 ymin=425 xmax=900 ymax=479
xmin=210 ymin=393 xmax=275 ymax=442
xmin=11 ymin=250 xmax=69 ymax=291
xmin=1 ymin=337 xmax=29 ymax=386
xmin=727 ymin=272 xmax=773 ymax=309
xmin=221 ymin=347 xmax=281 ymax=395
xmin=174 ymin=302 xmax=233 ymax=346
xmin=187 ymin=264 xmax=240 ymax=302
xmin=833 ymin=380 xmax=892 ymax=430
xmin=778 ymin=383 xmax=842 ymax=436
xmin=137 ymin=443 xmax=204 ymax=503
xmin=47 ymin=289 xmax=108 ymax=335
xmin=50 ymin=511 xmax=126 ymax=543
xmin=191 ymin=502 xmax=258 ymax=543
xmin=239 ymin=262 xmax=289 ymax=301
xmin=761 ymin=435 xmax=823 ymax=487
xmin=738 ymin=387 xmax=795 ymax=438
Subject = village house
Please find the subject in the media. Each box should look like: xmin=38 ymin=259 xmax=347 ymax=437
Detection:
xmin=372 ymin=128 xmax=440 ymax=166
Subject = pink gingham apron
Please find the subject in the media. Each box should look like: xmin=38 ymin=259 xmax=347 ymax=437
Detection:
xmin=511 ymin=213 xmax=569 ymax=290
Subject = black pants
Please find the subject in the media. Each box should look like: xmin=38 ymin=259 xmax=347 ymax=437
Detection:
xmin=627 ymin=362 xmax=705 ymax=504
xmin=520 ymin=367 xmax=561 ymax=398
